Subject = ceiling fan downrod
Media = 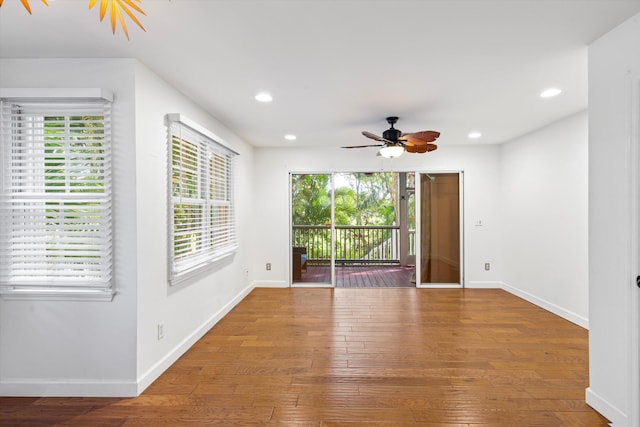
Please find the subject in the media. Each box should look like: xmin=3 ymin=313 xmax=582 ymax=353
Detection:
xmin=383 ymin=116 xmax=402 ymax=142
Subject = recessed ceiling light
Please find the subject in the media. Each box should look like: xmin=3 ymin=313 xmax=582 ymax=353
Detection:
xmin=284 ymin=134 xmax=297 ymax=141
xmin=540 ymin=88 xmax=562 ymax=98
xmin=468 ymin=131 xmax=482 ymax=139
xmin=255 ymin=92 xmax=273 ymax=103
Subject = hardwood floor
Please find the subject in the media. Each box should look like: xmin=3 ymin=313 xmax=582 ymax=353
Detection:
xmin=0 ymin=288 xmax=608 ymax=426
xmin=300 ymin=265 xmax=415 ymax=287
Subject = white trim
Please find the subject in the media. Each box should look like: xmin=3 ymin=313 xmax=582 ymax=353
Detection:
xmin=459 ymin=171 xmax=465 ymax=287
xmin=254 ymin=280 xmax=289 ymax=288
xmin=288 ymin=172 xmax=335 ymax=288
xmin=0 ymin=379 xmax=137 ymax=398
xmin=0 ymin=87 xmax=113 ymax=102
xmin=0 ymin=284 xmax=255 ymax=397
xmin=292 ymin=283 xmax=333 ymax=288
xmin=164 ymin=113 xmax=238 ymax=155
xmin=415 ymin=171 xmax=421 ymax=285
xmin=416 ymin=283 xmax=462 ymax=289
xmin=415 ymin=171 xmax=464 ymax=287
xmin=136 ymin=282 xmax=254 ymax=395
xmin=466 ymin=280 xmax=502 ymax=289
xmin=169 ymin=249 xmax=237 ymax=286
xmin=502 ymin=281 xmax=589 ymax=329
xmin=586 ymin=387 xmax=625 ymax=426
xmin=0 ymin=288 xmax=115 ymax=301
xmin=330 ymin=174 xmax=336 ymax=287
xmin=627 ymin=73 xmax=640 ymax=427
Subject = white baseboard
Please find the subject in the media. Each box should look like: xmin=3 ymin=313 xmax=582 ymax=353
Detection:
xmin=466 ymin=280 xmax=503 ymax=288
xmin=501 ymin=282 xmax=589 ymax=329
xmin=416 ymin=284 xmax=461 ymax=288
xmin=586 ymin=387 xmax=623 ymax=426
xmin=0 ymin=283 xmax=255 ymax=398
xmin=136 ymin=282 xmax=255 ymax=395
xmin=254 ymin=280 xmax=289 ymax=288
xmin=0 ymin=379 xmax=138 ymax=397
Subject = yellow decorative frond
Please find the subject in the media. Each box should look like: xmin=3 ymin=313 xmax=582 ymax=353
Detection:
xmin=20 ymin=0 xmax=32 ymax=14
xmin=119 ymin=0 xmax=145 ymax=32
xmin=115 ymin=4 xmax=129 ymax=39
xmin=109 ymin=0 xmax=116 ymax=33
xmin=88 ymin=0 xmax=146 ymax=38
xmin=1 ymin=0 xmax=146 ymax=39
xmin=0 ymin=0 xmax=49 ymax=13
xmin=121 ymin=0 xmax=145 ymax=16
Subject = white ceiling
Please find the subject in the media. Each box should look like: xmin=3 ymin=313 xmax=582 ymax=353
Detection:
xmin=1 ymin=0 xmax=640 ymax=149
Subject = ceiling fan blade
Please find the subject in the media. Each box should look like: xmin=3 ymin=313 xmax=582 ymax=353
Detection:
xmin=362 ymin=131 xmax=394 ymax=144
xmin=341 ymin=144 xmax=384 ymax=149
xmin=405 ymin=143 xmax=438 ymax=153
xmin=400 ymin=130 xmax=440 ymax=144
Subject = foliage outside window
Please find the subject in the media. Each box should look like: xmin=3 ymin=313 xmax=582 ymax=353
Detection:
xmin=0 ymin=96 xmax=113 ymax=300
xmin=291 ymin=173 xmax=400 ymax=262
xmin=167 ymin=115 xmax=237 ymax=284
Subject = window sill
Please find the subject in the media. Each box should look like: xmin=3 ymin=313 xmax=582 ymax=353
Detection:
xmin=0 ymin=287 xmax=115 ymax=302
xmin=170 ymin=247 xmax=237 ymax=286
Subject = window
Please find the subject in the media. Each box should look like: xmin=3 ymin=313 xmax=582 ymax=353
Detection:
xmin=167 ymin=114 xmax=238 ymax=284
xmin=0 ymin=91 xmax=114 ymax=300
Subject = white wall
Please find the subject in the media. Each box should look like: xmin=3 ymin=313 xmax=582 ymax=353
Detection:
xmin=0 ymin=52 xmax=601 ymax=401
xmin=0 ymin=58 xmax=256 ymax=397
xmin=252 ymin=144 xmax=503 ymax=288
xmin=587 ymin=12 xmax=640 ymax=426
xmin=501 ymin=111 xmax=589 ymax=327
xmin=0 ymin=58 xmax=139 ymax=396
xmin=132 ymin=61 xmax=255 ymax=392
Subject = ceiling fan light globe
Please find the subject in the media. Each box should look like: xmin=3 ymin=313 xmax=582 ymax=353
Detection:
xmin=379 ymin=145 xmax=404 ymax=158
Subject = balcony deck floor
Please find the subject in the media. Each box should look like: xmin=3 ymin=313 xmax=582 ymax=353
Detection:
xmin=298 ymin=264 xmax=416 ymax=287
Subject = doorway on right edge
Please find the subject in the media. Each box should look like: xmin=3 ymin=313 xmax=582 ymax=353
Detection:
xmin=416 ymin=172 xmax=463 ymax=286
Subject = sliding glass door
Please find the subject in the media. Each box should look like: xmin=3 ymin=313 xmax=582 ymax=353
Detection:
xmin=290 ymin=174 xmax=333 ymax=285
xmin=290 ymin=172 xmax=418 ymax=287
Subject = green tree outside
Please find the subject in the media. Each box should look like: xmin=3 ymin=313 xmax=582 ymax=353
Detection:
xmin=291 ymin=173 xmax=400 ymax=262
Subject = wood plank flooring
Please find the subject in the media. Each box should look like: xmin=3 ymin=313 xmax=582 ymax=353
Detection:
xmin=300 ymin=265 xmax=415 ymax=287
xmin=0 ymin=288 xmax=609 ymax=426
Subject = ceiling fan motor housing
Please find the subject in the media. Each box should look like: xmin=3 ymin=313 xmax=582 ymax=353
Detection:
xmin=383 ymin=116 xmax=401 ymax=142
xmin=383 ymin=127 xmax=402 ymax=142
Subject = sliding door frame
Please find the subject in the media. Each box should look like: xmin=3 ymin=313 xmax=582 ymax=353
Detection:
xmin=289 ymin=170 xmax=465 ymax=288
xmin=415 ymin=170 xmax=465 ymax=288
xmin=289 ymin=172 xmax=334 ymax=287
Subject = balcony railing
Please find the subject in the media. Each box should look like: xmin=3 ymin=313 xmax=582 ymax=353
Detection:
xmin=292 ymin=225 xmax=414 ymax=265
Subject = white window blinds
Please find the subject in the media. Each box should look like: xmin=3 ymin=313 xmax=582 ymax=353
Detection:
xmin=167 ymin=114 xmax=238 ymax=284
xmin=0 ymin=96 xmax=113 ymax=299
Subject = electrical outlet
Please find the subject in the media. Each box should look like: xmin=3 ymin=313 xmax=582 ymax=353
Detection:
xmin=266 ymin=263 xmax=271 ymax=271
xmin=484 ymin=263 xmax=490 ymax=271
xmin=157 ymin=323 xmax=164 ymax=340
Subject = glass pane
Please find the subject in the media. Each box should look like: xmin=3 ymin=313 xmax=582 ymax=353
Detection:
xmin=333 ymin=172 xmax=398 ymax=263
xmin=172 ymin=136 xmax=199 ymax=198
xmin=420 ymin=173 xmax=461 ymax=284
xmin=291 ymin=174 xmax=332 ymax=283
xmin=332 ymin=172 xmax=414 ymax=287
xmin=174 ymin=203 xmax=203 ymax=260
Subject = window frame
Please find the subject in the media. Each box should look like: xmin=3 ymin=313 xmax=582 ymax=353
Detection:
xmin=166 ymin=114 xmax=238 ymax=285
xmin=0 ymin=88 xmax=114 ymax=301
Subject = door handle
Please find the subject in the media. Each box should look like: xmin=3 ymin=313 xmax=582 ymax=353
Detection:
xmin=637 ymin=275 xmax=640 ymax=288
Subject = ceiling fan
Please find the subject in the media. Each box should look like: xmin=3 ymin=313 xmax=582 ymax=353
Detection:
xmin=342 ymin=116 xmax=440 ymax=158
